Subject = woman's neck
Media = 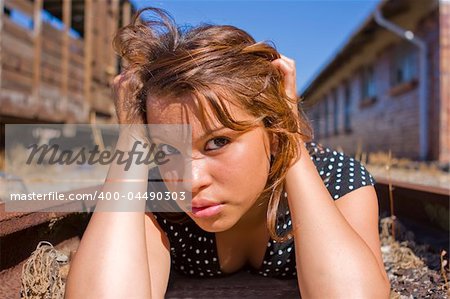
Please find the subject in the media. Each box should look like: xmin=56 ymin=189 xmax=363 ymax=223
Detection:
xmin=223 ymin=194 xmax=269 ymax=237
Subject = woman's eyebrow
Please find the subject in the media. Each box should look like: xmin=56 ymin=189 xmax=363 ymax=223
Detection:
xmin=197 ymin=126 xmax=229 ymax=140
xmin=150 ymin=126 xmax=233 ymax=145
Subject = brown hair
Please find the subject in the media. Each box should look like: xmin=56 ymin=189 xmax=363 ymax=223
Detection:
xmin=113 ymin=7 xmax=313 ymax=242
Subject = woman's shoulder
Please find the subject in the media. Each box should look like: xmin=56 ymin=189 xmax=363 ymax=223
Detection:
xmin=304 ymin=141 xmax=376 ymax=200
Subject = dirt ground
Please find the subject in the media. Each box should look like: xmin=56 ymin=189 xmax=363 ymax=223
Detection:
xmin=379 ymin=217 xmax=449 ymax=299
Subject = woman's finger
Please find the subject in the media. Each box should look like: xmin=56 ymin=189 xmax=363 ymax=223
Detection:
xmin=271 ymin=55 xmax=298 ymax=102
xmin=111 ymin=71 xmax=142 ymax=124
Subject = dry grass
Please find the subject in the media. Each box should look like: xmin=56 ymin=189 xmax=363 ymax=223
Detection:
xmin=351 ymin=149 xmax=450 ymax=190
xmin=368 ymin=151 xmax=445 ymax=174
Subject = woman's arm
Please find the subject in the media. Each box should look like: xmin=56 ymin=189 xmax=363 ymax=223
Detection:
xmin=65 ymin=129 xmax=153 ymax=298
xmin=272 ymin=56 xmax=390 ymax=298
xmin=65 ymin=74 xmax=155 ymax=298
xmin=333 ymin=182 xmax=390 ymax=286
xmin=286 ymin=144 xmax=390 ymax=298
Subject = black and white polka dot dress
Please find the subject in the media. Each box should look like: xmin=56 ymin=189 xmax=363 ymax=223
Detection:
xmin=152 ymin=141 xmax=376 ymax=279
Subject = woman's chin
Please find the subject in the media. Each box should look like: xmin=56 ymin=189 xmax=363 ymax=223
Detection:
xmin=188 ymin=214 xmax=236 ymax=233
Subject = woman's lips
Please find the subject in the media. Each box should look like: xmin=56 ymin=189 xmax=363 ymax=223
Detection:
xmin=191 ymin=204 xmax=223 ymax=218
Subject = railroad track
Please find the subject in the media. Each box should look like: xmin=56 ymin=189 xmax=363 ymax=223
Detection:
xmin=0 ymin=178 xmax=448 ymax=297
xmin=375 ymin=178 xmax=449 ymax=254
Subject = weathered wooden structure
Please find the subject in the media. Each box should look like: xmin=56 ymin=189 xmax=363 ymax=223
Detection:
xmin=0 ymin=0 xmax=133 ymax=124
xmin=0 ymin=0 xmax=134 ymax=290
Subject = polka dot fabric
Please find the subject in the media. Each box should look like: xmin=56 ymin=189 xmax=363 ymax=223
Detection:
xmin=152 ymin=141 xmax=376 ymax=279
xmin=308 ymin=142 xmax=376 ymax=200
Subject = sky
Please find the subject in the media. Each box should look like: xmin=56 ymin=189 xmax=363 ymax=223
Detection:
xmin=129 ymin=0 xmax=380 ymax=93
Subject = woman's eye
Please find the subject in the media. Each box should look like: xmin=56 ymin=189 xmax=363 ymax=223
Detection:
xmin=205 ymin=137 xmax=230 ymax=151
xmin=159 ymin=144 xmax=181 ymax=156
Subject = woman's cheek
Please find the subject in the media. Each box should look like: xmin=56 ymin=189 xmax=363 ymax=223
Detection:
xmin=223 ymin=142 xmax=269 ymax=192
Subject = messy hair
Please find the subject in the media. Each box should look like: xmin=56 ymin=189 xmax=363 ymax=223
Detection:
xmin=113 ymin=7 xmax=313 ymax=242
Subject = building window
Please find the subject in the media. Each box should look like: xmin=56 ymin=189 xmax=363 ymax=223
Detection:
xmin=392 ymin=43 xmax=417 ymax=86
xmin=344 ymin=81 xmax=352 ymax=133
xmin=333 ymin=89 xmax=339 ymax=135
xmin=360 ymin=65 xmax=376 ymax=106
xmin=390 ymin=43 xmax=418 ymax=96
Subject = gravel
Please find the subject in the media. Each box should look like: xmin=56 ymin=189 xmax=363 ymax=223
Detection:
xmin=381 ymin=216 xmax=449 ymax=298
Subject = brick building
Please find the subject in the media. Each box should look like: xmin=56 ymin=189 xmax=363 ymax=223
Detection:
xmin=302 ymin=0 xmax=449 ymax=163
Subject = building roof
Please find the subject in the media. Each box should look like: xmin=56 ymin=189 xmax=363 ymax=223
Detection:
xmin=300 ymin=0 xmax=435 ymax=99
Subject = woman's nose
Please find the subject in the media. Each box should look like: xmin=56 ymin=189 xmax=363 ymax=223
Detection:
xmin=183 ymin=156 xmax=212 ymax=194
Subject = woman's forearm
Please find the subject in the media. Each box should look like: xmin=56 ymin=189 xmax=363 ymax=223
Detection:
xmin=65 ymin=129 xmax=152 ymax=298
xmin=285 ymin=143 xmax=389 ymax=298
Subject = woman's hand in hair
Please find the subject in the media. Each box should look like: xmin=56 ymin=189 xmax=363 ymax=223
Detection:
xmin=271 ymin=55 xmax=309 ymax=150
xmin=112 ymin=70 xmax=146 ymax=125
xmin=271 ymin=54 xmax=299 ymax=118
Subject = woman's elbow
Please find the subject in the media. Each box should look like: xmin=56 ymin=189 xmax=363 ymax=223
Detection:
xmin=358 ymin=279 xmax=391 ymax=299
xmin=382 ymin=279 xmax=392 ymax=299
xmin=334 ymin=276 xmax=391 ymax=299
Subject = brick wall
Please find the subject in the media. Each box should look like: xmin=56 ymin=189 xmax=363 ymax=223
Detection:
xmin=440 ymin=2 xmax=450 ymax=163
xmin=423 ymin=9 xmax=441 ymax=162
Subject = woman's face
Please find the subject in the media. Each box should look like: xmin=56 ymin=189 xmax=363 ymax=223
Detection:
xmin=146 ymin=93 xmax=273 ymax=232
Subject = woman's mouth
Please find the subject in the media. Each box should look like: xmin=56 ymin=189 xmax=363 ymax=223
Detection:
xmin=191 ymin=204 xmax=223 ymax=218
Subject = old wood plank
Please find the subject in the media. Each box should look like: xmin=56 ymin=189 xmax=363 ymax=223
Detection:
xmin=0 ymin=89 xmax=32 ymax=117
xmin=0 ymin=0 xmax=3 ymax=95
xmin=68 ymin=78 xmax=83 ymax=93
xmin=41 ymin=63 xmax=62 ymax=86
xmin=84 ymin=0 xmax=94 ymax=108
xmin=4 ymin=0 xmax=33 ymax=16
xmin=2 ymin=67 xmax=33 ymax=92
xmin=61 ymin=0 xmax=72 ymax=112
xmin=122 ymin=2 xmax=131 ymax=27
xmin=1 ymin=48 xmax=34 ymax=76
xmin=41 ymin=22 xmax=63 ymax=43
xmin=40 ymin=49 xmax=84 ymax=79
xmin=69 ymin=49 xmax=84 ymax=66
xmin=70 ymin=36 xmax=83 ymax=52
xmin=91 ymin=85 xmax=114 ymax=115
xmin=93 ymin=0 xmax=105 ymax=84
xmin=42 ymin=38 xmax=62 ymax=59
xmin=2 ymin=32 xmax=34 ymax=58
xmin=32 ymin=0 xmax=43 ymax=105
xmin=3 ymin=17 xmax=33 ymax=44
xmin=108 ymin=0 xmax=119 ymax=78
xmin=166 ymin=270 xmax=300 ymax=298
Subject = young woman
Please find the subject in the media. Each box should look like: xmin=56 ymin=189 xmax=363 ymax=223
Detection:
xmin=66 ymin=7 xmax=391 ymax=298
